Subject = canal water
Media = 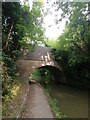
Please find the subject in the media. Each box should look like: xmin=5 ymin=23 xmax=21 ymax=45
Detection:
xmin=49 ymin=84 xmax=88 ymax=118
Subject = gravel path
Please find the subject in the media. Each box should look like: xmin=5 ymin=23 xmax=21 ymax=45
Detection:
xmin=22 ymin=83 xmax=54 ymax=118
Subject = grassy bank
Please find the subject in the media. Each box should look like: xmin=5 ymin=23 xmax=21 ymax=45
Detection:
xmin=43 ymin=85 xmax=67 ymax=118
xmin=2 ymin=77 xmax=28 ymax=118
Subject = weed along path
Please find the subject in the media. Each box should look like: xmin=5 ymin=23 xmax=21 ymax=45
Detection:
xmin=21 ymin=83 xmax=54 ymax=118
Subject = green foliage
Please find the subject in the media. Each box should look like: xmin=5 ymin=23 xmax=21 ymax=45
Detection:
xmin=50 ymin=2 xmax=89 ymax=89
xmin=57 ymin=2 xmax=89 ymax=53
xmin=2 ymin=2 xmax=22 ymax=53
xmin=31 ymin=68 xmax=54 ymax=87
xmin=44 ymin=88 xmax=67 ymax=118
xmin=2 ymin=53 xmax=17 ymax=77
xmin=52 ymin=48 xmax=89 ymax=88
xmin=20 ymin=2 xmax=44 ymax=46
xmin=30 ymin=69 xmax=41 ymax=81
xmin=51 ymin=49 xmax=69 ymax=68
xmin=2 ymin=64 xmax=18 ymax=102
xmin=2 ymin=1 xmax=45 ymax=103
xmin=45 ymin=39 xmax=57 ymax=49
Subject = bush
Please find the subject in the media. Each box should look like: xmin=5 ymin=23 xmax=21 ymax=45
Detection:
xmin=52 ymin=49 xmax=89 ymax=89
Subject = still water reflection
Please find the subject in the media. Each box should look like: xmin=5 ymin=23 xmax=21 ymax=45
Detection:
xmin=49 ymin=84 xmax=88 ymax=118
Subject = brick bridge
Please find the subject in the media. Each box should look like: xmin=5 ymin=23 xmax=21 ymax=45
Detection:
xmin=17 ymin=46 xmax=66 ymax=83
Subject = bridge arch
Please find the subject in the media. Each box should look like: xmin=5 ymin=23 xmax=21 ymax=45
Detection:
xmin=16 ymin=46 xmax=66 ymax=84
xmin=30 ymin=65 xmax=64 ymax=84
xmin=17 ymin=60 xmax=66 ymax=84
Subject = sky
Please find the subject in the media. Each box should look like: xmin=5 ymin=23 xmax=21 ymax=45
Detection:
xmin=43 ymin=0 xmax=66 ymax=39
xmin=20 ymin=0 xmax=66 ymax=39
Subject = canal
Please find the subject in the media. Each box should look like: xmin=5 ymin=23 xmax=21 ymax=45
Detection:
xmin=49 ymin=84 xmax=88 ymax=118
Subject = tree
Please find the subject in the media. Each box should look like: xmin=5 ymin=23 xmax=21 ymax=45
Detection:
xmin=20 ymin=2 xmax=44 ymax=49
xmin=51 ymin=2 xmax=89 ymax=88
xmin=2 ymin=1 xmax=45 ymax=101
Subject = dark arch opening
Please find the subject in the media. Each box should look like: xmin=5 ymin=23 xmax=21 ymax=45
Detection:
xmin=30 ymin=65 xmax=65 ymax=84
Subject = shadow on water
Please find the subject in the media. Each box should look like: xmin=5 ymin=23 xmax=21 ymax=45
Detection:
xmin=49 ymin=84 xmax=88 ymax=118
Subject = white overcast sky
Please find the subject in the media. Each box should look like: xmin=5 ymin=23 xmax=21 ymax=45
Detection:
xmin=43 ymin=0 xmax=66 ymax=39
xmin=20 ymin=0 xmax=66 ymax=39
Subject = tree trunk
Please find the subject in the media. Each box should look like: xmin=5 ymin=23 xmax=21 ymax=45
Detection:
xmin=3 ymin=22 xmax=14 ymax=50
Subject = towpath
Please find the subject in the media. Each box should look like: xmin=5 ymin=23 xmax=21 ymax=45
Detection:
xmin=21 ymin=83 xmax=54 ymax=118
